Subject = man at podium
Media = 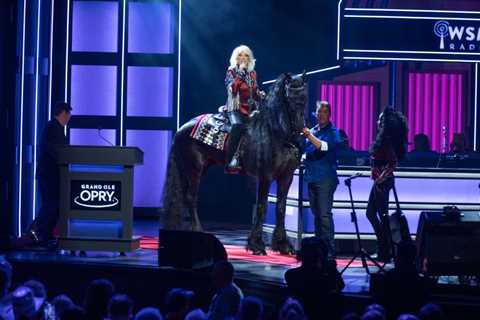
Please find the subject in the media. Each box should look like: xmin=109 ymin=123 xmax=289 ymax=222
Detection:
xmin=20 ymin=102 xmax=72 ymax=247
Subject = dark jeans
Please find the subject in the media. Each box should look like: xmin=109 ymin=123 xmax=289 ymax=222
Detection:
xmin=366 ymin=177 xmax=394 ymax=258
xmin=308 ymin=178 xmax=338 ymax=259
xmin=30 ymin=177 xmax=60 ymax=241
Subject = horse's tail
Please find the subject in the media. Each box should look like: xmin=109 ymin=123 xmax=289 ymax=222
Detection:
xmin=161 ymin=141 xmax=185 ymax=230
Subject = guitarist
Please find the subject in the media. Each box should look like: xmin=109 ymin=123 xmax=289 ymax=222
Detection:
xmin=366 ymin=107 xmax=408 ymax=263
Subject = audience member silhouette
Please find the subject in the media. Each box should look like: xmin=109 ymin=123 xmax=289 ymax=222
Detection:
xmin=418 ymin=303 xmax=447 ymax=320
xmin=285 ymin=236 xmax=345 ymax=319
xmin=134 ymin=307 xmax=163 ymax=320
xmin=84 ymin=279 xmax=115 ymax=320
xmin=108 ymin=294 xmax=133 ymax=320
xmin=278 ymin=298 xmax=306 ymax=320
xmin=237 ymin=296 xmax=263 ymax=320
xmin=372 ymin=242 xmax=430 ymax=318
xmin=207 ymin=261 xmax=243 ymax=320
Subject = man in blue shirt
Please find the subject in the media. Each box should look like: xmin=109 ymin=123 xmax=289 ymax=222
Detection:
xmin=302 ymin=101 xmax=343 ymax=260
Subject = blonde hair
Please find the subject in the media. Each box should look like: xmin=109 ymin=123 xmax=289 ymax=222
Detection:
xmin=228 ymin=45 xmax=256 ymax=72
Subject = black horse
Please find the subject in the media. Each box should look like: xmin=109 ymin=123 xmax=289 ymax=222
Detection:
xmin=162 ymin=73 xmax=307 ymax=255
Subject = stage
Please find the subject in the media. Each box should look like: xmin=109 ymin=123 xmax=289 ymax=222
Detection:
xmin=3 ymin=219 xmax=480 ymax=318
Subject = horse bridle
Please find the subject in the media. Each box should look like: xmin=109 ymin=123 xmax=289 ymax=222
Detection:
xmin=284 ymin=80 xmax=306 ymax=137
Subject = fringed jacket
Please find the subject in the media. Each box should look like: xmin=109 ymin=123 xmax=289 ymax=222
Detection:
xmin=225 ymin=67 xmax=261 ymax=116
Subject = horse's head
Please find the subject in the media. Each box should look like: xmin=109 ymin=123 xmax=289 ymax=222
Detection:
xmin=284 ymin=71 xmax=307 ymax=134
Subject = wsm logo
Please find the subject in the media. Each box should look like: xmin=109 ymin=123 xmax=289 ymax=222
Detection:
xmin=434 ymin=20 xmax=449 ymax=49
xmin=434 ymin=20 xmax=480 ymax=51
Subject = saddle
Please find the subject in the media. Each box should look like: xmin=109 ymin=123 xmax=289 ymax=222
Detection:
xmin=190 ymin=106 xmax=231 ymax=150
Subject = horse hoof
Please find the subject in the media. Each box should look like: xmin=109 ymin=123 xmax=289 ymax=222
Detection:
xmin=246 ymin=239 xmax=266 ymax=256
xmin=271 ymin=240 xmax=296 ymax=256
xmin=280 ymin=246 xmax=296 ymax=256
xmin=246 ymin=246 xmax=267 ymax=256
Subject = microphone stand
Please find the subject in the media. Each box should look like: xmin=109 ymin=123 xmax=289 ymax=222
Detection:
xmin=98 ymin=128 xmax=115 ymax=146
xmin=341 ymin=176 xmax=385 ymax=274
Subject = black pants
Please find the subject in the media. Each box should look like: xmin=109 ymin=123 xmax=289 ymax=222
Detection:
xmin=226 ymin=111 xmax=248 ymax=163
xmin=366 ymin=177 xmax=394 ymax=258
xmin=30 ymin=176 xmax=60 ymax=241
xmin=308 ymin=177 xmax=338 ymax=259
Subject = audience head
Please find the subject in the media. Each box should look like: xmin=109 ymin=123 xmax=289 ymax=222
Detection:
xmin=238 ymin=296 xmax=263 ymax=320
xmin=11 ymin=286 xmax=43 ymax=319
xmin=419 ymin=303 xmax=447 ymax=320
xmin=413 ymin=134 xmax=431 ymax=152
xmin=0 ymin=257 xmax=12 ymax=297
xmin=397 ymin=314 xmax=420 ymax=320
xmin=108 ymin=294 xmax=133 ymax=320
xmin=23 ymin=280 xmax=47 ymax=302
xmin=394 ymin=241 xmax=417 ymax=270
xmin=164 ymin=288 xmax=194 ymax=320
xmin=212 ymin=260 xmax=235 ymax=289
xmin=362 ymin=310 xmax=385 ymax=320
xmin=185 ymin=308 xmax=206 ymax=320
xmin=278 ymin=297 xmax=306 ymax=320
xmin=62 ymin=305 xmax=87 ymax=320
xmin=84 ymin=278 xmax=115 ymax=320
xmin=450 ymin=133 xmax=467 ymax=153
xmin=297 ymin=236 xmax=328 ymax=268
xmin=365 ymin=304 xmax=386 ymax=317
xmin=134 ymin=307 xmax=163 ymax=320
xmin=342 ymin=313 xmax=361 ymax=320
xmin=52 ymin=294 xmax=75 ymax=319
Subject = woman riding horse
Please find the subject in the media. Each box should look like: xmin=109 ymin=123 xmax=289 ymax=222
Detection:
xmin=225 ymin=45 xmax=265 ymax=173
xmin=163 ymin=64 xmax=307 ymax=255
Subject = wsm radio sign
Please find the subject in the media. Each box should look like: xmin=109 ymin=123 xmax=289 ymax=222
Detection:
xmin=71 ymin=180 xmax=121 ymax=211
xmin=434 ymin=20 xmax=480 ymax=51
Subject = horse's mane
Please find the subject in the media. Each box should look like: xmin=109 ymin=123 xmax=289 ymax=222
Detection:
xmin=244 ymin=74 xmax=290 ymax=175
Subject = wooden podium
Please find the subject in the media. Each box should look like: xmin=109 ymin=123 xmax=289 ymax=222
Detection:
xmin=57 ymin=146 xmax=143 ymax=252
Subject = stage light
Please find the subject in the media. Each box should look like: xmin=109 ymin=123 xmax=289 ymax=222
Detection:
xmin=177 ymin=0 xmax=182 ymax=130
xmin=17 ymin=0 xmax=27 ymax=236
xmin=475 ymin=63 xmax=478 ymax=151
xmin=33 ymin=0 xmax=42 ymax=220
xmin=64 ymin=0 xmax=70 ymax=101
xmin=48 ymin=0 xmax=54 ymax=120
xmin=337 ymin=0 xmax=343 ymax=61
xmin=344 ymin=56 xmax=480 ymax=63
xmin=262 ymin=65 xmax=340 ymax=85
xmin=120 ymin=0 xmax=126 ymax=146
xmin=345 ymin=8 xmax=480 ymax=15
xmin=345 ymin=14 xmax=480 ymax=22
xmin=344 ymin=49 xmax=480 ymax=56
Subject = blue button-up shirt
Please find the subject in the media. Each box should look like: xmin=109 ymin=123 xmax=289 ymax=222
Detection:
xmin=303 ymin=122 xmax=343 ymax=183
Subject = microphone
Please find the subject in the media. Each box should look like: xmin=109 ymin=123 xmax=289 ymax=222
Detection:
xmin=344 ymin=172 xmax=362 ymax=183
xmin=441 ymin=126 xmax=448 ymax=154
xmin=97 ymin=127 xmax=114 ymax=146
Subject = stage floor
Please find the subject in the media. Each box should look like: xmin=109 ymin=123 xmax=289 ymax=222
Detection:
xmin=3 ymin=219 xmax=479 ymax=304
xmin=4 ymin=219 xmax=380 ymax=294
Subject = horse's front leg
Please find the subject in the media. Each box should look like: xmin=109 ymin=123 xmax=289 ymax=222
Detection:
xmin=271 ymin=172 xmax=295 ymax=255
xmin=247 ymin=178 xmax=272 ymax=255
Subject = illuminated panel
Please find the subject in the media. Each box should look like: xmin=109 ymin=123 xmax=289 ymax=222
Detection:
xmin=127 ymin=67 xmax=173 ymax=117
xmin=126 ymin=130 xmax=172 ymax=207
xmin=72 ymin=1 xmax=118 ymax=52
xmin=71 ymin=65 xmax=117 ymax=116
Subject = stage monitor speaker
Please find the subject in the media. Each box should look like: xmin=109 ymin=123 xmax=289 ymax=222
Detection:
xmin=158 ymin=230 xmax=228 ymax=269
xmin=416 ymin=211 xmax=480 ymax=275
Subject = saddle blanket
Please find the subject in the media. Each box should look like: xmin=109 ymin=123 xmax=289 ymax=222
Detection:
xmin=190 ymin=114 xmax=229 ymax=150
